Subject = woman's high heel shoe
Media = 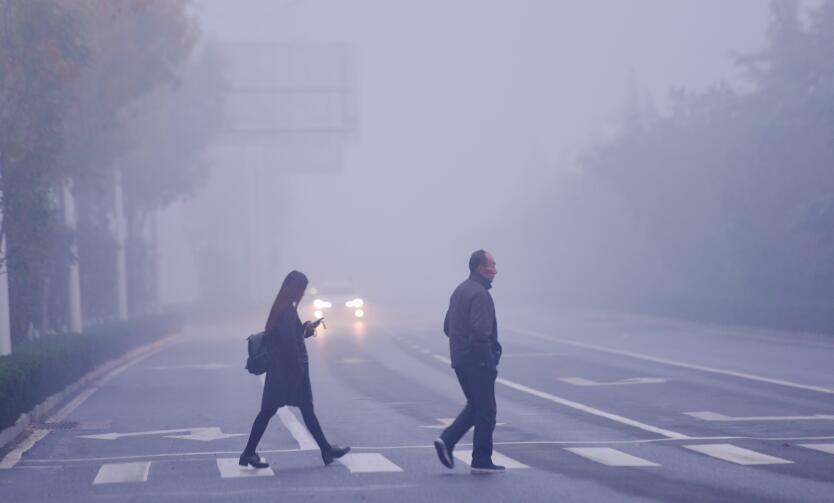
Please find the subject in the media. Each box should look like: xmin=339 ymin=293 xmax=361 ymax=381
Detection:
xmin=239 ymin=452 xmax=270 ymax=469
xmin=322 ymin=445 xmax=351 ymax=466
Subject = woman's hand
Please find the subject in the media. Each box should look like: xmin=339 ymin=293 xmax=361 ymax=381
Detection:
xmin=302 ymin=318 xmax=325 ymax=337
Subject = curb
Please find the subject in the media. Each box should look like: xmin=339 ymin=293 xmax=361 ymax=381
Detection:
xmin=0 ymin=331 xmax=182 ymax=451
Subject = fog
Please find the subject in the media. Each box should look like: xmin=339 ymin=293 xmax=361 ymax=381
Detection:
xmin=155 ymin=0 xmax=825 ymax=324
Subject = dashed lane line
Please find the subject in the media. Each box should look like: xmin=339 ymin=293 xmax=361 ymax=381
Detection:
xmin=260 ymin=374 xmax=318 ymax=451
xmin=276 ymin=408 xmax=318 ymax=451
xmin=432 ymin=354 xmax=690 ymax=440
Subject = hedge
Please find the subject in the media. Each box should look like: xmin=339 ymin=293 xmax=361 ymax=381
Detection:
xmin=0 ymin=312 xmax=183 ymax=432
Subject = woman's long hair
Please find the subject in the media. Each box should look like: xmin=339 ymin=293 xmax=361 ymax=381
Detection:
xmin=265 ymin=270 xmax=308 ymax=332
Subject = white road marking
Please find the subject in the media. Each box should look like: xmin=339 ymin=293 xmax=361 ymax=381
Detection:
xmin=501 ymin=352 xmax=563 ymax=358
xmin=452 ymin=449 xmax=529 ymax=469
xmin=565 ymin=447 xmax=660 ymax=467
xmin=433 ymin=354 xmax=689 ymax=440
xmin=259 ymin=374 xmax=318 ymax=451
xmin=79 ymin=427 xmax=244 ymax=442
xmin=509 ymin=326 xmax=834 ymax=395
xmin=2 ymin=335 xmax=177 ymax=469
xmin=49 ymin=388 xmax=99 ymax=423
xmin=277 ymin=407 xmax=318 ymax=451
xmin=339 ymin=357 xmax=368 ymax=364
xmin=93 ymin=462 xmax=151 ymax=484
xmin=418 ymin=418 xmax=455 ymax=429
xmin=686 ymin=411 xmax=834 ymax=422
xmin=799 ymin=443 xmax=834 ymax=455
xmin=16 ymin=435 xmax=834 ymax=466
xmin=418 ymin=417 xmax=506 ymax=429
xmin=560 ymin=377 xmax=667 ymax=386
xmin=0 ymin=430 xmax=49 ymax=469
xmin=683 ymin=444 xmax=793 ymax=465
xmin=337 ymin=453 xmax=403 ymax=473
xmin=97 ymin=346 xmax=167 ymax=385
xmin=148 ymin=364 xmax=229 ymax=370
xmin=216 ymin=457 xmax=274 ymax=478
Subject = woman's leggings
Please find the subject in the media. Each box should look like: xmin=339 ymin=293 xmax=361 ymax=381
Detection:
xmin=244 ymin=403 xmax=331 ymax=455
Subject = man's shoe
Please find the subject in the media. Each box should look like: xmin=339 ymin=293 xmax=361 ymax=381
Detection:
xmin=322 ymin=445 xmax=351 ymax=466
xmin=470 ymin=461 xmax=505 ymax=474
xmin=239 ymin=452 xmax=269 ymax=469
xmin=433 ymin=438 xmax=454 ymax=469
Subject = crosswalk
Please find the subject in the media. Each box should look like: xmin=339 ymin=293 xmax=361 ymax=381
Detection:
xmin=87 ymin=442 xmax=834 ymax=485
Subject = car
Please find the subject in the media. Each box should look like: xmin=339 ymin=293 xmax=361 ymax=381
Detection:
xmin=306 ymin=281 xmax=366 ymax=321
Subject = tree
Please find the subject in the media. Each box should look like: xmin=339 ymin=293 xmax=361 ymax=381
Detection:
xmin=0 ymin=0 xmax=84 ymax=345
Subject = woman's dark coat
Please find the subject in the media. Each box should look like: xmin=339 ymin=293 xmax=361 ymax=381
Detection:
xmin=261 ymin=307 xmax=314 ymax=409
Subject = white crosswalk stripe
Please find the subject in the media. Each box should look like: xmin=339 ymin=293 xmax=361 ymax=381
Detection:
xmin=683 ymin=444 xmax=793 ymax=465
xmin=453 ymin=449 xmax=529 ymax=469
xmin=337 ymin=453 xmax=403 ymax=473
xmin=216 ymin=458 xmax=275 ymax=478
xmin=83 ymin=440 xmax=830 ymax=485
xmin=799 ymin=443 xmax=834 ymax=455
xmin=93 ymin=462 xmax=151 ymax=484
xmin=565 ymin=447 xmax=660 ymax=467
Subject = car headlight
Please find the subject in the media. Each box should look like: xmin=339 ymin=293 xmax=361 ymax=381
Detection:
xmin=354 ymin=309 xmax=364 ymax=318
xmin=353 ymin=298 xmax=364 ymax=308
xmin=313 ymin=299 xmax=332 ymax=309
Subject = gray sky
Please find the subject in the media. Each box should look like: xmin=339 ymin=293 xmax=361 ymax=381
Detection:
xmin=171 ymin=0 xmax=818 ymax=308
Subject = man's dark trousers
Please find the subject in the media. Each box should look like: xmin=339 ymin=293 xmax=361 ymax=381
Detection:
xmin=440 ymin=363 xmax=497 ymax=464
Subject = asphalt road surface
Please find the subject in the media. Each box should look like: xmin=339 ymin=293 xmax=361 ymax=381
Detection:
xmin=2 ymin=305 xmax=834 ymax=502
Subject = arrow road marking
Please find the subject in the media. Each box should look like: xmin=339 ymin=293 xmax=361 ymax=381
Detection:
xmin=560 ymin=377 xmax=667 ymax=387
xmin=79 ymin=427 xmax=245 ymax=442
xmin=685 ymin=411 xmax=834 ymax=422
xmin=432 ymin=354 xmax=689 ymax=440
xmin=509 ymin=326 xmax=834 ymax=394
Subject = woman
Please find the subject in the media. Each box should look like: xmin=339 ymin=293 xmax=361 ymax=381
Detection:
xmin=240 ymin=270 xmax=350 ymax=469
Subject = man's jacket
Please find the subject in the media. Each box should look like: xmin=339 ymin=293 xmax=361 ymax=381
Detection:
xmin=443 ymin=273 xmax=502 ymax=370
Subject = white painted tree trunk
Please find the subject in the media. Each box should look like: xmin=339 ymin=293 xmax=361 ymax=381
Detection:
xmin=0 ymin=232 xmax=11 ymax=355
xmin=114 ymin=171 xmax=128 ymax=320
xmin=62 ymin=182 xmax=83 ymax=333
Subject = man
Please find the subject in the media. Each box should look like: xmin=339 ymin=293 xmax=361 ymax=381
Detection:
xmin=434 ymin=249 xmax=504 ymax=474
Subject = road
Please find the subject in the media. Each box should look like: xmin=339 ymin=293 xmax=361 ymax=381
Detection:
xmin=2 ymin=305 xmax=833 ymax=502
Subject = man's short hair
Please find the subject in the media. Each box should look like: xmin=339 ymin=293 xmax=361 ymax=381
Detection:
xmin=469 ymin=249 xmax=488 ymax=273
